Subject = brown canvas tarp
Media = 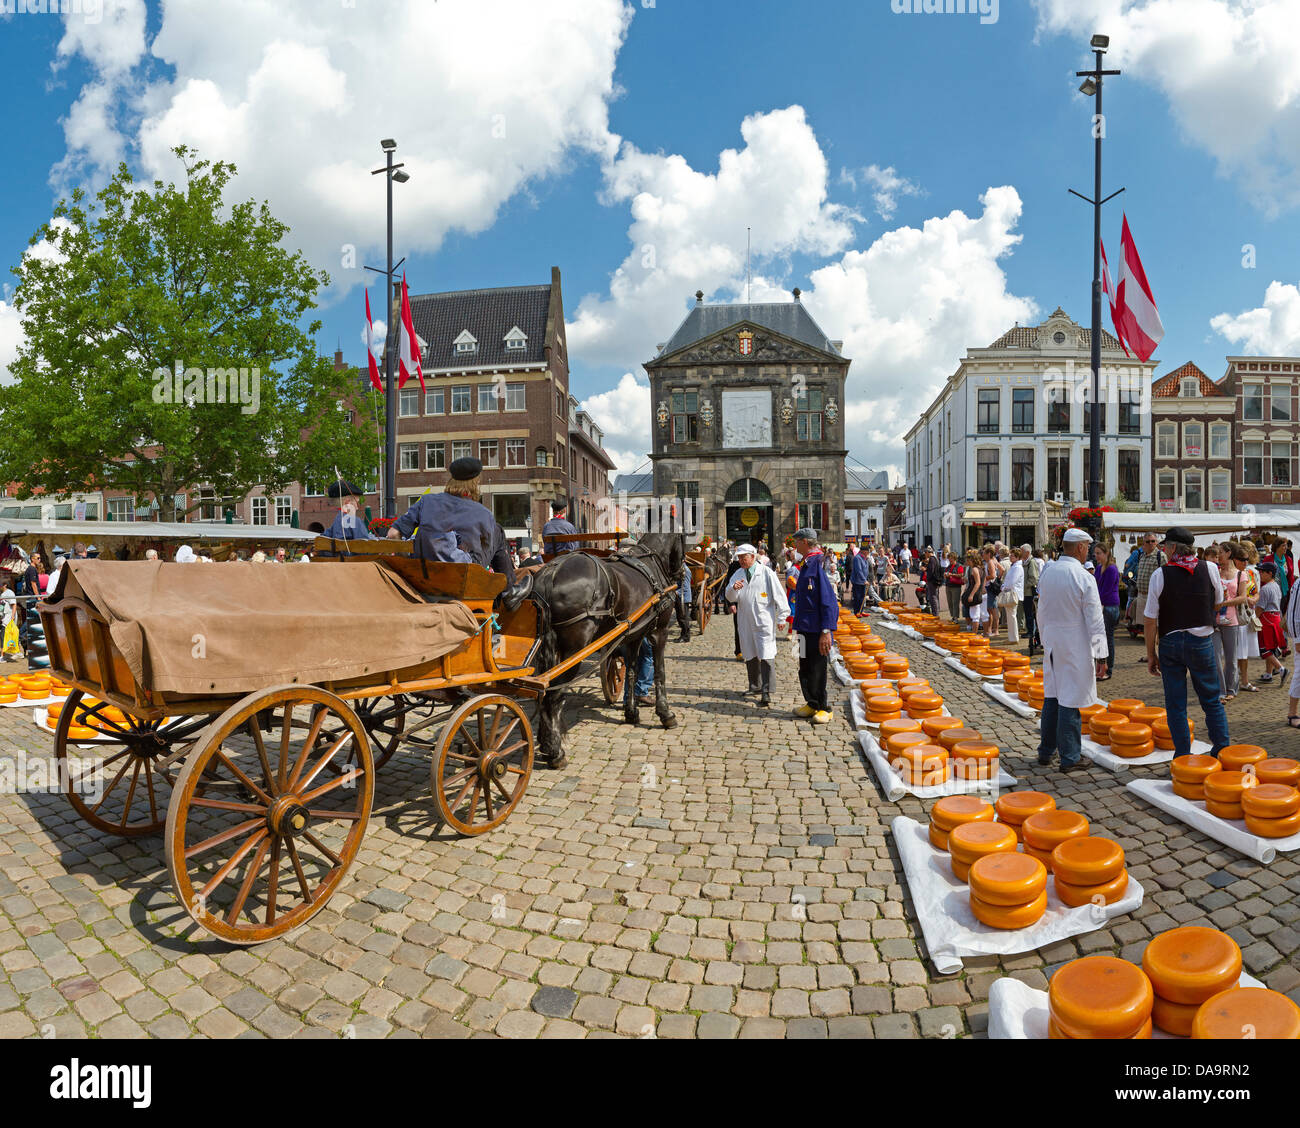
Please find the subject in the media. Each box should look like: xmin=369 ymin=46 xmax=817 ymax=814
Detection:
xmin=50 ymin=560 xmax=481 ymax=695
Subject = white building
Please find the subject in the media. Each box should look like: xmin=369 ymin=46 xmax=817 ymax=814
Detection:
xmin=903 ymin=309 xmax=1156 ymax=550
xmin=844 ymin=467 xmax=900 ymax=544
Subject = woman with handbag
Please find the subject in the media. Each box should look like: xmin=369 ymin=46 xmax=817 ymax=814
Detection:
xmin=962 ymin=549 xmax=986 ymax=633
xmin=943 ymin=546 xmax=965 ymax=622
xmin=1093 ymin=543 xmax=1121 ymax=680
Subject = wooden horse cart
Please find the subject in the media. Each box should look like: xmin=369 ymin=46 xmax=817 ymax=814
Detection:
xmin=685 ymin=549 xmax=727 ymax=633
xmin=37 ymin=546 xmax=660 ymax=944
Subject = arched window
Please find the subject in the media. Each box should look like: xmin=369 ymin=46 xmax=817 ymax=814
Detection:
xmin=724 ymin=478 xmax=772 ymax=504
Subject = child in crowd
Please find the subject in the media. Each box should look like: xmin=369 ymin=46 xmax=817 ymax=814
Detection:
xmin=1257 ymin=560 xmax=1289 ymax=685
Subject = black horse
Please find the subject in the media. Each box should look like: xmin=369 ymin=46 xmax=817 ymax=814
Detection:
xmin=522 ymin=531 xmax=685 ymax=768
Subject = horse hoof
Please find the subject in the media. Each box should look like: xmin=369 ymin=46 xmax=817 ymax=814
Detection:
xmin=548 ymin=754 xmax=567 ymax=770
xmin=624 ymin=712 xmax=640 ymax=726
xmin=660 ymin=713 xmax=678 ymax=730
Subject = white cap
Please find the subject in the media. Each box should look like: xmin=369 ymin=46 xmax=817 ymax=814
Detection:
xmin=736 ymin=543 xmax=757 ymax=556
xmin=1062 ymin=528 xmax=1093 ymax=544
xmin=1085 ymin=560 xmax=1095 ymax=570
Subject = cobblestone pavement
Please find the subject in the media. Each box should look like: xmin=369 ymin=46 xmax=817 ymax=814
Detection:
xmin=1 ymin=603 xmax=1298 ymax=1040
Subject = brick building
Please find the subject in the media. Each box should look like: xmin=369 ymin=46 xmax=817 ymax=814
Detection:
xmin=1150 ymin=361 xmax=1234 ymax=514
xmin=567 ymin=395 xmax=616 ymax=532
xmin=1222 ymin=355 xmax=1300 ymax=510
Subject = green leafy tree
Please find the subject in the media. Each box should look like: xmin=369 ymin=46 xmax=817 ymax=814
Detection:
xmin=0 ymin=147 xmax=378 ymax=517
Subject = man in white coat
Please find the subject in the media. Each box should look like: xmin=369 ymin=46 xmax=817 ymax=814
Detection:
xmin=1036 ymin=527 xmax=1108 ymax=773
xmin=726 ymin=543 xmax=790 ymax=708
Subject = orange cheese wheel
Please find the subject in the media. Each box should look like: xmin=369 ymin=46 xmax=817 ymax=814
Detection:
xmin=880 ymin=661 xmax=909 ymax=676
xmin=879 ymin=718 xmax=923 ymax=742
xmin=938 ymin=728 xmax=982 ymax=752
xmin=970 ymin=889 xmax=1048 ymax=929
xmin=1152 ymin=717 xmax=1194 ymax=741
xmin=1111 ymin=739 xmax=1155 ymax=760
xmin=860 ymin=638 xmax=886 ymax=654
xmin=1107 ymin=698 xmax=1144 ymax=717
xmin=1049 ymin=1015 xmax=1152 ymax=1040
xmin=1017 ymin=684 xmax=1037 ymax=702
xmin=929 ymin=822 xmax=950 ymax=851
xmin=1244 ymin=809 xmax=1300 ymax=838
xmin=1002 ymin=670 xmax=1029 ymax=692
xmin=1088 ymin=712 xmax=1125 ymax=745
xmin=1241 ymin=784 xmax=1300 ymax=819
xmin=1203 ymin=770 xmax=1259 ymax=804
xmin=0 ymin=691 xmax=17 ymax=704
xmin=951 ymin=858 xmax=972 ymax=882
xmin=49 ymin=684 xmax=71 ymax=697
xmin=1219 ymin=744 xmax=1267 ymax=772
xmin=67 ymin=725 xmax=99 ymax=742
xmin=1077 ymin=703 xmax=1106 ymax=724
xmin=1049 ymin=957 xmax=1154 ymax=1039
xmin=44 ymin=713 xmax=59 ymax=729
xmin=1172 ymin=780 xmax=1207 ymax=802
xmin=1021 ymin=809 xmax=1090 ymax=852
xmin=948 ymin=821 xmax=1018 ymax=866
xmin=1022 ymin=842 xmax=1057 ymax=866
xmin=896 ymin=674 xmax=929 ymax=688
xmin=1205 ymin=798 xmax=1244 ymax=821
xmin=1257 ymin=758 xmax=1300 ymax=786
xmin=1151 ymin=994 xmax=1201 ymax=1038
xmin=865 ymin=686 xmax=901 ymax=702
xmin=898 ymin=684 xmax=934 ymax=703
xmin=1192 ymin=987 xmax=1300 ymax=1040
xmin=969 ymin=852 xmax=1047 ymax=906
xmin=906 ymin=692 xmax=944 ymax=714
xmin=930 ymin=796 xmax=996 ymax=833
xmin=950 ymin=739 xmax=999 ymax=761
xmin=1128 ymin=706 xmax=1166 ymax=727
xmin=20 ymin=687 xmax=50 ymax=700
xmin=858 ymin=679 xmax=894 ymax=693
xmin=921 ymin=716 xmax=965 ymax=739
xmin=1055 ymin=868 xmax=1129 ymax=907
xmin=894 ymin=764 xmax=951 ymax=787
xmin=885 ymin=731 xmax=930 ymax=756
xmin=1110 ymin=722 xmax=1153 ymax=746
xmin=1170 ymin=754 xmax=1223 ymax=784
xmin=890 ymin=743 xmax=948 ymax=769
xmin=1141 ymin=926 xmax=1242 ymax=1006
xmin=1000 ymin=653 xmax=1030 ymax=669
xmin=995 ymin=790 xmax=1056 ymax=826
xmin=1051 ymin=836 xmax=1125 ymax=885
xmin=954 ymin=758 xmax=999 ymax=779
xmin=907 ymin=706 xmax=944 ymax=721
xmin=866 ymin=709 xmax=902 ymax=726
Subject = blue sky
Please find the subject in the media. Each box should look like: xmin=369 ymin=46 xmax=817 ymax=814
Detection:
xmin=2 ymin=0 xmax=1299 ymax=479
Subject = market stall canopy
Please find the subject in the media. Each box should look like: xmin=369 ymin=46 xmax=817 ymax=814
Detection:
xmin=0 ymin=518 xmax=315 ymax=543
xmin=1102 ymin=510 xmax=1300 ymax=550
xmin=47 ymin=560 xmax=479 ymax=694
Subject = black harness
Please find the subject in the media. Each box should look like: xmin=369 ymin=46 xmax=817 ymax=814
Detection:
xmin=549 ymin=546 xmax=680 ymax=630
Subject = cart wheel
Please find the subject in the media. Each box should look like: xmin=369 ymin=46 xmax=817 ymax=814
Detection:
xmin=601 ymin=653 xmax=627 ymax=705
xmin=431 ymin=694 xmax=534 ymax=836
xmin=697 ymin=596 xmax=712 ymax=633
xmin=318 ymin=694 xmax=410 ymax=773
xmin=53 ymin=691 xmax=211 ymax=838
xmin=166 ymin=685 xmax=373 ymax=945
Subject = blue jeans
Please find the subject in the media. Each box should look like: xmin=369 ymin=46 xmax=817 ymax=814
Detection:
xmin=1158 ymin=632 xmax=1230 ymax=756
xmin=1102 ymin=605 xmax=1120 ymax=673
xmin=634 ymin=638 xmax=654 ymax=697
xmin=1038 ymin=697 xmax=1082 ymax=768
xmin=851 ymin=583 xmax=866 ymax=614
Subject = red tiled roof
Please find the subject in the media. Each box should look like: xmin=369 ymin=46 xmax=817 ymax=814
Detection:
xmin=1151 ymin=361 xmax=1226 ymax=398
xmin=987 ymin=323 xmax=1125 ymax=351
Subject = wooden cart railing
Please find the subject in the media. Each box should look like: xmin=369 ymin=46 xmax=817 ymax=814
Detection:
xmin=540 ymin=530 xmax=627 ymax=561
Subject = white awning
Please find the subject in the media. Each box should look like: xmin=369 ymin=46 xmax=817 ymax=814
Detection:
xmin=0 ymin=518 xmax=314 ymax=543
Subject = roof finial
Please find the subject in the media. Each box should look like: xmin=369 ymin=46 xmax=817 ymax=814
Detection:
xmin=792 ymin=287 xmax=801 ymax=302
xmin=695 ymin=290 xmax=704 ymax=304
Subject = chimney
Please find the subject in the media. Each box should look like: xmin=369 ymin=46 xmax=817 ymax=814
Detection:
xmin=333 ymin=346 xmax=345 ymax=371
xmin=792 ymin=287 xmax=801 ymax=302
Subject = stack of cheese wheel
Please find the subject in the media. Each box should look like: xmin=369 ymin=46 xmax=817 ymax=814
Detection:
xmin=84 ymin=705 xmax=128 ymax=732
xmin=1023 ymin=679 xmax=1045 ymax=711
xmin=921 ymin=716 xmax=966 ymax=742
xmin=890 ymin=742 xmax=950 ymax=786
xmin=905 ymin=692 xmax=944 ymax=720
xmin=858 ymin=678 xmax=894 ymax=697
xmin=1142 ymin=926 xmax=1242 ymax=1037
xmin=935 ymin=633 xmax=965 ymax=652
xmin=45 ymin=700 xmax=67 ymax=729
xmin=1258 ymin=757 xmax=1300 ymax=786
xmin=948 ymin=820 xmax=1017 ymax=882
xmin=1002 ymin=668 xmax=1031 ymax=694
xmin=1109 ymin=721 xmax=1155 ymax=759
xmin=1088 ymin=711 xmax=1126 ymax=747
xmin=1016 ymin=672 xmax=1043 ymax=703
xmin=896 ymin=681 xmax=932 ymax=706
xmin=974 ymin=651 xmax=1004 ymax=678
xmin=1129 ymin=705 xmax=1166 ymax=730
xmin=1192 ymin=987 xmax=1300 ymax=1039
xmin=864 ymin=692 xmax=903 ymax=725
xmin=995 ymin=790 xmax=1056 ymax=841
xmin=1077 ymin=703 xmax=1107 ymax=730
xmin=0 ymin=685 xmax=16 ymax=705
xmin=879 ymin=717 xmax=922 ymax=746
xmin=861 ymin=636 xmax=886 ymax=657
xmin=928 ymin=795 xmax=995 ymax=850
xmin=19 ymin=675 xmax=51 ymax=700
xmin=1051 ymin=836 xmax=1128 ymax=906
xmin=1048 ymin=956 xmax=1154 ymax=1039
xmin=969 ymin=852 xmax=1048 ymax=929
xmin=1107 ymin=698 xmax=1144 ymax=718
xmin=1219 ymin=744 xmax=1267 ymax=773
xmin=1152 ymin=717 xmax=1194 ymax=751
xmin=48 ymin=680 xmax=71 ymax=698
xmin=879 ymin=654 xmax=909 ymax=679
xmin=1241 ymin=782 xmax=1300 ymax=838
xmin=65 ymin=698 xmax=102 ymax=741
xmin=1170 ymin=754 xmax=1222 ymax=801
xmin=950 ymin=738 xmax=999 ymax=780
xmin=1001 ymin=651 xmax=1030 ymax=674
xmin=938 ymin=726 xmax=981 ymax=751
xmin=1021 ymin=809 xmax=1089 ymax=865
xmin=1203 ymin=770 xmax=1259 ymax=820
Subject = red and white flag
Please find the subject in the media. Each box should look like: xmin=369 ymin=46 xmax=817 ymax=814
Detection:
xmin=1100 ymin=240 xmax=1131 ymax=358
xmin=363 ymin=288 xmax=383 ymax=392
xmin=397 ymin=274 xmax=425 ymax=393
xmin=1112 ymin=214 xmax=1164 ymax=362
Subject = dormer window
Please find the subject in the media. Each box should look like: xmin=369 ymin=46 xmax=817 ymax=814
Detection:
xmin=454 ymin=330 xmax=478 ymax=355
xmin=504 ymin=325 xmax=527 ymax=351
xmin=1181 ymin=377 xmax=1199 ymax=397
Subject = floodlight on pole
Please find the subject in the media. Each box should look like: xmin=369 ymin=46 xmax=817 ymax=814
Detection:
xmin=392 ymin=169 xmax=410 ymax=184
xmin=1090 ymin=34 xmax=1109 ymax=51
xmin=380 ymin=138 xmax=397 ymax=150
xmin=1079 ymin=78 xmax=1097 ymax=97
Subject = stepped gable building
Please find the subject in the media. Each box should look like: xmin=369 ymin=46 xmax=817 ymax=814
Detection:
xmin=1150 ymin=361 xmax=1234 ymax=514
xmin=644 ymin=289 xmax=849 ymax=547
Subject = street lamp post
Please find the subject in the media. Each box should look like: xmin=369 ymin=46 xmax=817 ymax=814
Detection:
xmin=1070 ymin=34 xmax=1123 ymax=547
xmin=369 ymin=140 xmax=410 ymax=519
xmin=1001 ymin=508 xmax=1010 ymax=546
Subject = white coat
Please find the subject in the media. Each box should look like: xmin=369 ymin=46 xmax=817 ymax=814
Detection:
xmin=1036 ymin=554 xmax=1108 ymax=708
xmin=726 ymin=562 xmax=790 ymax=661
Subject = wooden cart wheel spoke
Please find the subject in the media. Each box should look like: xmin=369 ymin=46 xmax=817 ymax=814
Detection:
xmin=246 ymin=720 xmax=276 ymax=797
xmin=277 ymin=709 xmax=294 ymax=791
xmin=198 ymin=827 xmax=271 ymax=901
xmin=186 ymin=817 xmax=268 ymax=861
xmin=305 ymin=807 xmax=363 ymax=821
xmin=213 ymin=749 xmax=274 ymax=807
xmin=482 ymin=782 xmax=494 ymax=822
xmin=494 ymin=738 xmax=529 ymax=759
xmin=265 ymin=838 xmax=282 ymax=925
xmin=119 ymin=759 xmax=143 ymax=825
xmin=491 ymin=775 xmax=516 ymax=803
xmin=431 ymin=694 xmax=534 ymax=837
xmin=440 ymin=764 xmax=478 ymax=789
xmin=301 ymin=830 xmax=341 ymax=866
xmin=285 ymin=837 xmax=313 ymax=903
xmin=225 ymin=834 xmax=273 ymax=926
xmin=286 ymin=708 xmax=328 ymax=791
xmin=188 ymin=797 xmax=266 ymax=814
xmin=90 ymin=757 xmax=136 ymax=815
xmin=294 ymin=732 xmax=354 ymax=795
xmin=441 ymin=749 xmax=478 ymax=764
xmin=297 ymin=768 xmax=363 ymax=806
xmin=144 ymin=758 xmax=159 ymax=825
xmin=446 ymin=773 xmax=479 ymax=816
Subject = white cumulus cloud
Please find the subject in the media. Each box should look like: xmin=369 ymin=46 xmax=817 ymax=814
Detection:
xmin=840 ymin=163 xmax=923 ymax=220
xmin=581 ymin=371 xmax=652 ymax=479
xmin=1211 ymin=281 xmax=1300 ymax=355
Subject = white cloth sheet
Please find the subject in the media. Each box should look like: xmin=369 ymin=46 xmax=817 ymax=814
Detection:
xmin=3 ymin=693 xmax=56 ymax=708
xmin=1127 ymin=778 xmax=1300 ymax=864
xmin=944 ymin=656 xmax=1001 ymax=682
xmin=982 ymin=682 xmax=1039 ymax=719
xmin=1079 ymin=734 xmax=1205 ymax=773
xmin=923 ymin=642 xmax=952 ymax=658
xmin=892 ymin=816 xmax=1145 ymax=975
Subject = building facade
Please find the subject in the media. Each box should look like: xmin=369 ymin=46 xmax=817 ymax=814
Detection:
xmin=567 ymin=396 xmax=617 ymax=533
xmin=1150 ymin=361 xmax=1234 ymax=515
xmin=903 ymin=309 xmax=1156 ymax=550
xmin=844 ymin=467 xmax=900 ymax=544
xmin=1222 ymin=356 xmax=1300 ymax=511
xmin=644 ymin=291 xmax=848 ymax=548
